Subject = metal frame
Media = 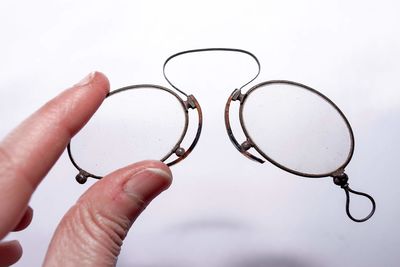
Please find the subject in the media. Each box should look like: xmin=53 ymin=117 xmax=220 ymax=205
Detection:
xmin=225 ymin=79 xmax=375 ymax=222
xmin=241 ymin=80 xmax=355 ymax=178
xmin=67 ymin=84 xmax=202 ymax=184
xmin=67 ymin=47 xmax=376 ymax=222
xmin=163 ymin=48 xmax=261 ymax=94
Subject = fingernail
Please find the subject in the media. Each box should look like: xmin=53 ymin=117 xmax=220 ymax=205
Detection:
xmin=2 ymin=240 xmax=20 ymax=247
xmin=3 ymin=240 xmax=22 ymax=252
xmin=75 ymin=72 xmax=96 ymax=86
xmin=124 ymin=168 xmax=173 ymax=203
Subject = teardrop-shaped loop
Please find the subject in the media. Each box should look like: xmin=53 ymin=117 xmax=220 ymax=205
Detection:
xmin=343 ymin=185 xmax=376 ymax=223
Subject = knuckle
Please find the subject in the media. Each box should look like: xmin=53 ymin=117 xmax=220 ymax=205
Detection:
xmin=0 ymin=145 xmax=34 ymax=192
xmin=0 ymin=145 xmax=17 ymax=176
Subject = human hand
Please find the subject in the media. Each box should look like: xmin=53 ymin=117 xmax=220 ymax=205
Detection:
xmin=0 ymin=72 xmax=173 ymax=266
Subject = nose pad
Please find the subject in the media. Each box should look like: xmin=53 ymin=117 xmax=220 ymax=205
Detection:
xmin=224 ymin=89 xmax=265 ymax=164
xmin=164 ymin=94 xmax=203 ymax=167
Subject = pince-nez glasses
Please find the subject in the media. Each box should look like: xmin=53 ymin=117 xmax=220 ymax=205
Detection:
xmin=68 ymin=48 xmax=376 ymax=223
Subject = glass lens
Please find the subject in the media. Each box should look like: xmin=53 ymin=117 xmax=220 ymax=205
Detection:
xmin=71 ymin=86 xmax=186 ymax=176
xmin=241 ymin=82 xmax=353 ymax=176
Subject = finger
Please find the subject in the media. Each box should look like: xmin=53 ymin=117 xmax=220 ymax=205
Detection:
xmin=44 ymin=160 xmax=172 ymax=267
xmin=0 ymin=72 xmax=109 ymax=239
xmin=12 ymin=206 xmax=33 ymax=232
xmin=0 ymin=240 xmax=22 ymax=267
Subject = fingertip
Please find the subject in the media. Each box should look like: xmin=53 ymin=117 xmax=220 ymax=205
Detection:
xmin=78 ymin=160 xmax=173 ymax=220
xmin=0 ymin=240 xmax=23 ymax=266
xmin=91 ymin=71 xmax=110 ymax=95
xmin=13 ymin=206 xmax=33 ymax=232
xmin=106 ymin=160 xmax=173 ymax=201
xmin=74 ymin=71 xmax=110 ymax=96
xmin=102 ymin=160 xmax=173 ymax=186
xmin=10 ymin=240 xmax=22 ymax=255
xmin=122 ymin=164 xmax=173 ymax=202
xmin=137 ymin=160 xmax=173 ymax=182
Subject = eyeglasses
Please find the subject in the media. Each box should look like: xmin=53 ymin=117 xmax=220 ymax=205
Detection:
xmin=68 ymin=48 xmax=375 ymax=223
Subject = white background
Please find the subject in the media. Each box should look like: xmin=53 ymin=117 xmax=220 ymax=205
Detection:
xmin=1 ymin=0 xmax=399 ymax=266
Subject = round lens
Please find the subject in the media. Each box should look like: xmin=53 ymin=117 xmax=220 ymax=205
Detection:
xmin=241 ymin=81 xmax=353 ymax=177
xmin=70 ymin=85 xmax=187 ymax=176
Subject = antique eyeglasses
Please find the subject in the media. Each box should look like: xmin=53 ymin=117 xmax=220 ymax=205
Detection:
xmin=68 ymin=48 xmax=375 ymax=222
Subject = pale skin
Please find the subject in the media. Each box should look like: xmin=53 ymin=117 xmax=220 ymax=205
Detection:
xmin=0 ymin=72 xmax=173 ymax=266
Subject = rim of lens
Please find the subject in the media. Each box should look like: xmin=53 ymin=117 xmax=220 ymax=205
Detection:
xmin=68 ymin=84 xmax=189 ymax=179
xmin=239 ymin=80 xmax=355 ymax=178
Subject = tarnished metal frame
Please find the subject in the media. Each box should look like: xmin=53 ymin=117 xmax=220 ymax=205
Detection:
xmin=227 ymin=79 xmax=355 ymax=178
xmin=225 ymin=79 xmax=375 ymax=222
xmin=67 ymin=84 xmax=202 ymax=184
xmin=66 ymin=47 xmax=375 ymax=222
xmin=163 ymin=48 xmax=261 ymax=94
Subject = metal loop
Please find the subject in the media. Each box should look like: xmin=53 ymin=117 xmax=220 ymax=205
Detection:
xmin=343 ymin=185 xmax=376 ymax=223
xmin=163 ymin=48 xmax=261 ymax=96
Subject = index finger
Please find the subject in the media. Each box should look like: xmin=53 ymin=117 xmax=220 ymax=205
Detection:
xmin=0 ymin=72 xmax=109 ymax=238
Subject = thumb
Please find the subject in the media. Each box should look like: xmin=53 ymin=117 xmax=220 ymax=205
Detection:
xmin=43 ymin=160 xmax=172 ymax=267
